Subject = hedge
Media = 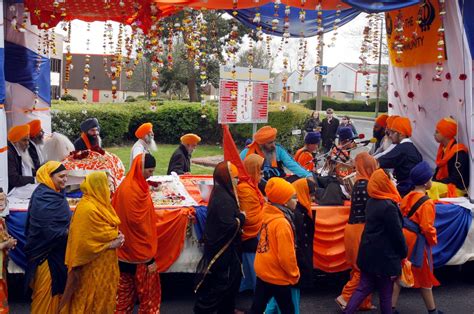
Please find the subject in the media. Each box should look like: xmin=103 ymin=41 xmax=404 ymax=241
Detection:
xmin=304 ymin=97 xmax=388 ymax=112
xmin=51 ymin=101 xmax=311 ymax=152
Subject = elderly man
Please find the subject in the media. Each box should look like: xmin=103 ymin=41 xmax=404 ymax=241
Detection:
xmin=27 ymin=119 xmax=45 ymax=171
xmin=369 ymin=114 xmax=389 ymax=155
xmin=378 ymin=117 xmax=422 ymax=196
xmin=321 ymin=108 xmax=340 ymax=153
xmin=74 ymin=118 xmax=101 ymax=151
xmin=130 ymin=122 xmax=157 ymax=166
xmin=167 ymin=133 xmax=201 ymax=175
xmin=240 ymin=126 xmax=312 ymax=182
xmin=7 ymin=124 xmax=35 ymax=192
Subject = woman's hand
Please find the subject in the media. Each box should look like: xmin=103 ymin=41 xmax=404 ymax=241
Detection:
xmin=0 ymin=237 xmax=17 ymax=250
xmin=147 ymin=261 xmax=158 ymax=273
xmin=109 ymin=233 xmax=125 ymax=249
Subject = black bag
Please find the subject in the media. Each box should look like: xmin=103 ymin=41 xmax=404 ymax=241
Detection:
xmin=316 ymin=181 xmax=346 ymax=205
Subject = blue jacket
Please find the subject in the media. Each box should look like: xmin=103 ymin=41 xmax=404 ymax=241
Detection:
xmin=240 ymin=144 xmax=311 ymax=179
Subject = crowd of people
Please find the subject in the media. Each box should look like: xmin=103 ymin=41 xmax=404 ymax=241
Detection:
xmin=0 ymin=110 xmax=470 ymax=313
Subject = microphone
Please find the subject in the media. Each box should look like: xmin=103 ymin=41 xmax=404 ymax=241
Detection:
xmin=347 ymin=133 xmax=365 ymax=141
xmin=358 ymin=138 xmax=377 ymax=145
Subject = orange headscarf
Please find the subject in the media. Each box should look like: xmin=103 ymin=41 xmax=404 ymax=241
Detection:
xmin=135 ymin=122 xmax=153 ymax=139
xmin=265 ymin=177 xmax=296 ymax=205
xmin=28 ymin=120 xmax=42 ymax=137
xmin=367 ymin=169 xmax=401 ymax=203
xmin=292 ymin=178 xmax=312 ymax=215
xmin=243 ymin=154 xmax=264 ymax=185
xmin=355 ymin=152 xmax=378 ymax=181
xmin=386 ymin=115 xmax=400 ymax=130
xmin=391 ymin=117 xmax=412 ymax=137
xmin=375 ymin=114 xmax=389 ymax=128
xmin=254 ymin=126 xmax=277 ymax=144
xmin=8 ymin=124 xmax=30 ymax=143
xmin=436 ymin=117 xmax=457 ymax=139
xmin=113 ymin=153 xmax=157 ymax=263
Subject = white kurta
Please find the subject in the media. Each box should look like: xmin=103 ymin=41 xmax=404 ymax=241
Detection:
xmin=30 ymin=141 xmax=45 ymax=165
xmin=130 ymin=139 xmax=150 ymax=166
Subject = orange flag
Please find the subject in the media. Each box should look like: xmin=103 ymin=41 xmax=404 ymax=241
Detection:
xmin=222 ymin=124 xmax=249 ymax=182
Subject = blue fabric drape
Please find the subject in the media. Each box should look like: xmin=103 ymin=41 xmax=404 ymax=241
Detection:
xmin=4 ymin=41 xmax=51 ymax=104
xmin=230 ymin=4 xmax=360 ymax=38
xmin=0 ymin=48 xmax=5 ymax=104
xmin=432 ymin=204 xmax=472 ymax=268
xmin=342 ymin=0 xmax=420 ymax=13
xmin=458 ymin=0 xmax=474 ymax=57
xmin=193 ymin=205 xmax=208 ymax=241
xmin=5 ymin=211 xmax=27 ymax=270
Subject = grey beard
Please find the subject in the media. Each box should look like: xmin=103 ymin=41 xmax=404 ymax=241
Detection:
xmin=146 ymin=138 xmax=158 ymax=152
xmin=262 ymin=148 xmax=276 ymax=164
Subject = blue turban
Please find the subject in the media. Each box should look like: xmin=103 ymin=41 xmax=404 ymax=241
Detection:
xmin=410 ymin=161 xmax=433 ymax=186
xmin=244 ymin=138 xmax=252 ymax=147
xmin=338 ymin=127 xmax=354 ymax=142
xmin=305 ymin=132 xmax=321 ymax=144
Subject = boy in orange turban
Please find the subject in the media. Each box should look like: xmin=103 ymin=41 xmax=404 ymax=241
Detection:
xmin=130 ymin=122 xmax=157 ymax=166
xmin=428 ymin=117 xmax=469 ymax=199
xmin=27 ymin=119 xmax=45 ymax=171
xmin=240 ymin=126 xmax=312 ymax=185
xmin=378 ymin=117 xmax=422 ymax=196
xmin=7 ymin=124 xmax=36 ymax=192
xmin=167 ymin=133 xmax=201 ymax=175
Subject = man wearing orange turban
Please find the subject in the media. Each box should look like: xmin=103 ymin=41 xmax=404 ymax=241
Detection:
xmin=240 ymin=126 xmax=312 ymax=184
xmin=167 ymin=133 xmax=201 ymax=175
xmin=378 ymin=117 xmax=422 ymax=196
xmin=428 ymin=117 xmax=469 ymax=199
xmin=27 ymin=119 xmax=45 ymax=171
xmin=370 ymin=114 xmax=392 ymax=156
xmin=7 ymin=124 xmax=36 ymax=192
xmin=130 ymin=122 xmax=157 ymax=166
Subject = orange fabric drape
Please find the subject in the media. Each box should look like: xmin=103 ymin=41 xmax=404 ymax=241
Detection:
xmin=292 ymin=179 xmax=312 ymax=216
xmin=155 ymin=207 xmax=195 ymax=272
xmin=113 ymin=154 xmax=158 ymax=263
xmin=313 ymin=206 xmax=350 ymax=273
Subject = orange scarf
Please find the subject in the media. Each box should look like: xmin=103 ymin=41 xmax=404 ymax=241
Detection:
xmin=80 ymin=132 xmax=93 ymax=150
xmin=355 ymin=152 xmax=378 ymax=181
xmin=113 ymin=153 xmax=157 ymax=263
xmin=367 ymin=169 xmax=401 ymax=203
xmin=292 ymin=178 xmax=312 ymax=215
xmin=245 ymin=142 xmax=278 ymax=167
xmin=435 ymin=139 xmax=468 ymax=181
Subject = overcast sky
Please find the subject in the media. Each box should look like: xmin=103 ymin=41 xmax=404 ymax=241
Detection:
xmin=55 ymin=13 xmax=387 ymax=72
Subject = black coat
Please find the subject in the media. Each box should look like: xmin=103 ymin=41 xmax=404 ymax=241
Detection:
xmin=7 ymin=142 xmax=35 ymax=192
xmin=294 ymin=203 xmax=315 ymax=288
xmin=28 ymin=141 xmax=41 ymax=172
xmin=357 ymin=198 xmax=407 ymax=276
xmin=73 ymin=137 xmax=87 ymax=151
xmin=321 ymin=118 xmax=339 ymax=149
xmin=378 ymin=141 xmax=422 ymax=183
xmin=167 ymin=144 xmax=191 ymax=175
xmin=433 ymin=149 xmax=470 ymax=191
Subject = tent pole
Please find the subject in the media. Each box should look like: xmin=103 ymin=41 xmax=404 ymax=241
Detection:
xmin=316 ymin=33 xmax=324 ymax=112
xmin=375 ymin=16 xmax=384 ymax=118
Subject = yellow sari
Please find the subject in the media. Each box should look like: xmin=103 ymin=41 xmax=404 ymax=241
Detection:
xmin=60 ymin=172 xmax=121 ymax=314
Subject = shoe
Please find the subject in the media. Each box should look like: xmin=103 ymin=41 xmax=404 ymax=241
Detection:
xmin=335 ymin=296 xmax=347 ymax=311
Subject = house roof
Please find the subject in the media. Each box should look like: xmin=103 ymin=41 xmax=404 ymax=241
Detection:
xmin=329 ymin=62 xmax=388 ymax=74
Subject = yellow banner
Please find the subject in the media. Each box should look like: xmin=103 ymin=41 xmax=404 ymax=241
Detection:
xmin=386 ymin=0 xmax=445 ymax=67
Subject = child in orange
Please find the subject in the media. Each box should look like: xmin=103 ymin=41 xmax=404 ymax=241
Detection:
xmin=0 ymin=188 xmax=17 ymax=313
xmin=392 ymin=161 xmax=443 ymax=314
xmin=249 ymin=178 xmax=299 ymax=314
xmin=294 ymin=132 xmax=320 ymax=171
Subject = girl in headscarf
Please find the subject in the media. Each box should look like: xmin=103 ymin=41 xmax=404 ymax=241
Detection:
xmin=194 ymin=161 xmax=245 ymax=314
xmin=59 ymin=172 xmax=123 ymax=313
xmin=24 ymin=161 xmax=71 ymax=314
xmin=250 ymin=177 xmax=299 ymax=314
xmin=336 ymin=152 xmax=378 ymax=311
xmin=265 ymin=177 xmax=316 ymax=314
xmin=392 ymin=161 xmax=442 ymax=314
xmin=344 ymin=169 xmax=407 ymax=314
xmin=237 ymin=154 xmax=265 ymax=292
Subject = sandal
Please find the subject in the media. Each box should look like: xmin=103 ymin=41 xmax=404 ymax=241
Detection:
xmin=335 ymin=296 xmax=347 ymax=311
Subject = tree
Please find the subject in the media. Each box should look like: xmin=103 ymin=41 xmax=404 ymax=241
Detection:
xmin=236 ymin=43 xmax=273 ymax=70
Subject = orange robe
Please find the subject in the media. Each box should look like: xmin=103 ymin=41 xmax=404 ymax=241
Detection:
xmin=400 ymin=192 xmax=440 ymax=288
xmin=237 ymin=182 xmax=265 ymax=241
xmin=294 ymin=148 xmax=314 ymax=171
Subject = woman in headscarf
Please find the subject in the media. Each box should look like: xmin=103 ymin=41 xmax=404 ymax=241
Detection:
xmin=265 ymin=177 xmax=316 ymax=314
xmin=344 ymin=169 xmax=407 ymax=314
xmin=237 ymin=154 xmax=265 ymax=292
xmin=114 ymin=153 xmax=161 ymax=313
xmin=392 ymin=161 xmax=442 ymax=314
xmin=59 ymin=172 xmax=124 ymax=313
xmin=194 ymin=161 xmax=245 ymax=314
xmin=336 ymin=152 xmax=378 ymax=311
xmin=24 ymin=161 xmax=71 ymax=314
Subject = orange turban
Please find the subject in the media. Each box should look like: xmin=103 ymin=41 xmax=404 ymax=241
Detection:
xmin=8 ymin=124 xmax=30 ymax=143
xmin=375 ymin=114 xmax=388 ymax=128
xmin=28 ymin=119 xmax=42 ymax=137
xmin=386 ymin=115 xmax=400 ymax=129
xmin=265 ymin=177 xmax=296 ymax=205
xmin=229 ymin=162 xmax=239 ymax=178
xmin=254 ymin=126 xmax=277 ymax=145
xmin=391 ymin=117 xmax=412 ymax=137
xmin=180 ymin=133 xmax=201 ymax=145
xmin=135 ymin=122 xmax=153 ymax=139
xmin=436 ymin=117 xmax=457 ymax=139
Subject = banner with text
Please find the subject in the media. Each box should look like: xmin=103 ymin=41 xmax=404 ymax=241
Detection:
xmin=386 ymin=0 xmax=445 ymax=67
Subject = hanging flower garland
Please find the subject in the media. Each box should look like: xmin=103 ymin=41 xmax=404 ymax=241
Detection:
xmin=328 ymin=4 xmax=342 ymax=48
xmin=49 ymin=30 xmax=56 ymax=56
xmin=103 ymin=22 xmax=112 ymax=78
xmin=314 ymin=2 xmax=324 ymax=81
xmin=393 ymin=10 xmax=405 ymax=63
xmin=434 ymin=0 xmax=446 ymax=80
xmin=82 ymin=22 xmax=92 ymax=101
xmin=64 ymin=21 xmax=73 ymax=95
